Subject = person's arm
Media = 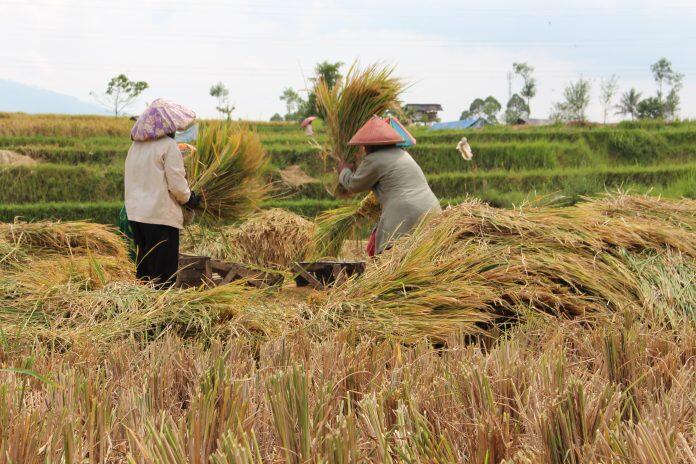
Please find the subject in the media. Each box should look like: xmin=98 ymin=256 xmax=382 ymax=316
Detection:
xmin=339 ymin=156 xmax=381 ymax=193
xmin=164 ymin=142 xmax=191 ymax=204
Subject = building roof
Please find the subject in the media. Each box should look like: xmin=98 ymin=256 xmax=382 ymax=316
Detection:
xmin=404 ymin=103 xmax=443 ymax=112
xmin=429 ymin=117 xmax=488 ymax=131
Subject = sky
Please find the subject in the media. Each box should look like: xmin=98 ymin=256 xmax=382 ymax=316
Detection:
xmin=0 ymin=0 xmax=694 ymax=121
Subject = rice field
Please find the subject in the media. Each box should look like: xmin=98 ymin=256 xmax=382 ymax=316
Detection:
xmin=0 ymin=114 xmax=695 ymax=225
xmin=0 ymin=113 xmax=695 ymax=461
xmin=0 ymin=192 xmax=695 ymax=462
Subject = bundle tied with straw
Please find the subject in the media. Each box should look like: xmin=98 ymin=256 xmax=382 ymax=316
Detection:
xmin=187 ymin=122 xmax=270 ymax=223
xmin=314 ymin=194 xmax=381 ymax=257
xmin=313 ymin=62 xmax=405 ymax=254
xmin=315 ymin=62 xmax=405 ymax=197
xmin=182 ymin=209 xmax=317 ymax=269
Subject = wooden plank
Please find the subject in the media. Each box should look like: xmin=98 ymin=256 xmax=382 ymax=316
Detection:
xmin=292 ymin=263 xmax=325 ymax=290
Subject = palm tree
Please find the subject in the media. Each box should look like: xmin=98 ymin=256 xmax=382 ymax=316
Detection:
xmin=615 ymin=88 xmax=642 ymax=121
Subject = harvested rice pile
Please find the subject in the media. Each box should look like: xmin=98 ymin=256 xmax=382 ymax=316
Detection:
xmin=231 ymin=208 xmax=316 ymax=268
xmin=0 ymin=149 xmax=37 ymax=165
xmin=2 ymin=194 xmax=695 ymax=348
xmin=278 ymin=164 xmax=318 ymax=188
xmin=321 ymin=194 xmax=696 ymax=342
xmin=183 ymin=209 xmax=316 ymax=269
xmin=0 ymin=220 xmax=127 ymax=259
xmin=0 ymin=220 xmax=282 ymax=347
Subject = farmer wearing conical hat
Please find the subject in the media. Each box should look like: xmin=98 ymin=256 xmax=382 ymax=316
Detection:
xmin=124 ymin=99 xmax=201 ymax=288
xmin=339 ymin=116 xmax=441 ymax=254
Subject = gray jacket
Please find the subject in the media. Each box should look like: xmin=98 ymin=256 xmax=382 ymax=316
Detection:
xmin=339 ymin=147 xmax=441 ymax=253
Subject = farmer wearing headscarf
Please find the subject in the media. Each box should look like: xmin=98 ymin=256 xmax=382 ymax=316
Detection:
xmin=124 ymin=99 xmax=201 ymax=288
xmin=338 ymin=116 xmax=441 ymax=255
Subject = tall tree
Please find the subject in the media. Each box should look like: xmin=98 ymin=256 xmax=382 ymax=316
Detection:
xmin=551 ymin=78 xmax=591 ymax=122
xmin=460 ymin=96 xmax=501 ymax=124
xmin=664 ymin=81 xmax=683 ymax=120
xmin=311 ymin=61 xmax=343 ymax=89
xmin=279 ymin=87 xmax=304 ymax=121
xmin=599 ymin=75 xmax=619 ymax=124
xmin=615 ymin=88 xmax=642 ymax=121
xmin=460 ymin=98 xmax=485 ymax=120
xmin=650 ymin=58 xmax=684 ymax=119
xmin=512 ymin=62 xmax=536 ymax=115
xmin=481 ymin=96 xmax=502 ymax=124
xmin=90 ymin=74 xmax=148 ymax=117
xmin=636 ymin=97 xmax=664 ymax=119
xmin=503 ymin=93 xmax=529 ymax=124
xmin=209 ymin=82 xmax=235 ymax=120
xmin=302 ymin=61 xmax=343 ymax=119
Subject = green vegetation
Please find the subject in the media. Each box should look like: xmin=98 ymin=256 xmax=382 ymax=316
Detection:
xmin=0 ymin=114 xmax=694 ymax=223
xmin=0 ymin=200 xmax=345 ymax=225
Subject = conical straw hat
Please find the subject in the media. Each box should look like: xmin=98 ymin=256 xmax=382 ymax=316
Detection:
xmin=348 ymin=115 xmax=404 ymax=146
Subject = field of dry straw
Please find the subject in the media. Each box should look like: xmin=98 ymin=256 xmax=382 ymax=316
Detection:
xmin=0 ymin=193 xmax=695 ymax=463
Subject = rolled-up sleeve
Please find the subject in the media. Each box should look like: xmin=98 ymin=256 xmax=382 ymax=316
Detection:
xmin=164 ymin=143 xmax=191 ymax=204
xmin=339 ymin=156 xmax=381 ymax=193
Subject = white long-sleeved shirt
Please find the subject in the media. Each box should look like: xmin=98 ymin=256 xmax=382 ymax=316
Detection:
xmin=124 ymin=137 xmax=191 ymax=229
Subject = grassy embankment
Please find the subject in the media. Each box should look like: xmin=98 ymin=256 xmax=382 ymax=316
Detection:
xmin=0 ymin=114 xmax=694 ymax=224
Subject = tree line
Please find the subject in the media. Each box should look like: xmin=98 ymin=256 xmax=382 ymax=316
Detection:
xmin=460 ymin=58 xmax=684 ymax=125
xmin=90 ymin=57 xmax=684 ymax=124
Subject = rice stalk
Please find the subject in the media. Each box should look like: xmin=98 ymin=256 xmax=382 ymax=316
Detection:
xmin=187 ymin=122 xmax=270 ymax=223
xmin=183 ymin=209 xmax=316 ymax=269
xmin=0 ymin=279 xmax=277 ymax=348
xmin=315 ymin=62 xmax=405 ymax=197
xmin=579 ymin=191 xmax=696 ymax=232
xmin=0 ymin=220 xmax=127 ymax=259
xmin=538 ymin=382 xmax=619 ymax=464
xmin=314 ymin=192 xmax=380 ymax=257
xmin=318 ymin=195 xmax=695 ymax=342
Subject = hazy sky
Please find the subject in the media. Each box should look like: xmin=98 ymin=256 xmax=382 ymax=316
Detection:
xmin=1 ymin=0 xmax=694 ymax=121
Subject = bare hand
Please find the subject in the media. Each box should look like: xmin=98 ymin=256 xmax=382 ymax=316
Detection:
xmin=338 ymin=161 xmax=354 ymax=172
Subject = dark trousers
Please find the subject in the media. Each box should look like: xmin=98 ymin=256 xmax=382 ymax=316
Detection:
xmin=129 ymin=221 xmax=180 ymax=288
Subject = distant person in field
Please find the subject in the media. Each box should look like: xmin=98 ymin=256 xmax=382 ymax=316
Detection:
xmin=338 ymin=116 xmax=441 ymax=255
xmin=124 ymin=99 xmax=201 ymax=288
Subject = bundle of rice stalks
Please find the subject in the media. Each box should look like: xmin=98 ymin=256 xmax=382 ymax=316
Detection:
xmin=436 ymin=199 xmax=696 ymax=258
xmin=228 ymin=208 xmax=316 ymax=268
xmin=578 ymin=192 xmax=696 ymax=232
xmin=319 ymin=195 xmax=696 ymax=343
xmin=0 ymin=221 xmax=127 ymax=258
xmin=0 ymin=277 xmax=287 ymax=348
xmin=315 ymin=63 xmax=405 ymax=196
xmin=187 ymin=122 xmax=270 ymax=222
xmin=181 ymin=225 xmax=236 ymax=261
xmin=182 ymin=209 xmax=316 ymax=269
xmin=12 ymin=255 xmax=134 ymax=293
xmin=0 ymin=238 xmax=27 ymax=268
xmin=314 ymin=193 xmax=380 ymax=257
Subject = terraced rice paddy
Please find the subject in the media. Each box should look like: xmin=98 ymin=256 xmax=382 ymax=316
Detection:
xmin=0 ymin=113 xmax=695 ymax=462
xmin=0 ymin=114 xmax=694 ymax=224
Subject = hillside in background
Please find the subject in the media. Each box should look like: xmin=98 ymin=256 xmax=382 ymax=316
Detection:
xmin=0 ymin=79 xmax=108 ymax=115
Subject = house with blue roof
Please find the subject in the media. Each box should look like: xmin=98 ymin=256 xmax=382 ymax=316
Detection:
xmin=429 ymin=117 xmax=490 ymax=131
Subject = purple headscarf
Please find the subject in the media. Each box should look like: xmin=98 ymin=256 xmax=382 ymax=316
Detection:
xmin=130 ymin=99 xmax=196 ymax=142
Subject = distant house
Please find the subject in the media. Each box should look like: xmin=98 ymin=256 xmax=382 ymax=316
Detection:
xmin=429 ymin=117 xmax=490 ymax=131
xmin=516 ymin=117 xmax=552 ymax=126
xmin=404 ymin=103 xmax=443 ymax=123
